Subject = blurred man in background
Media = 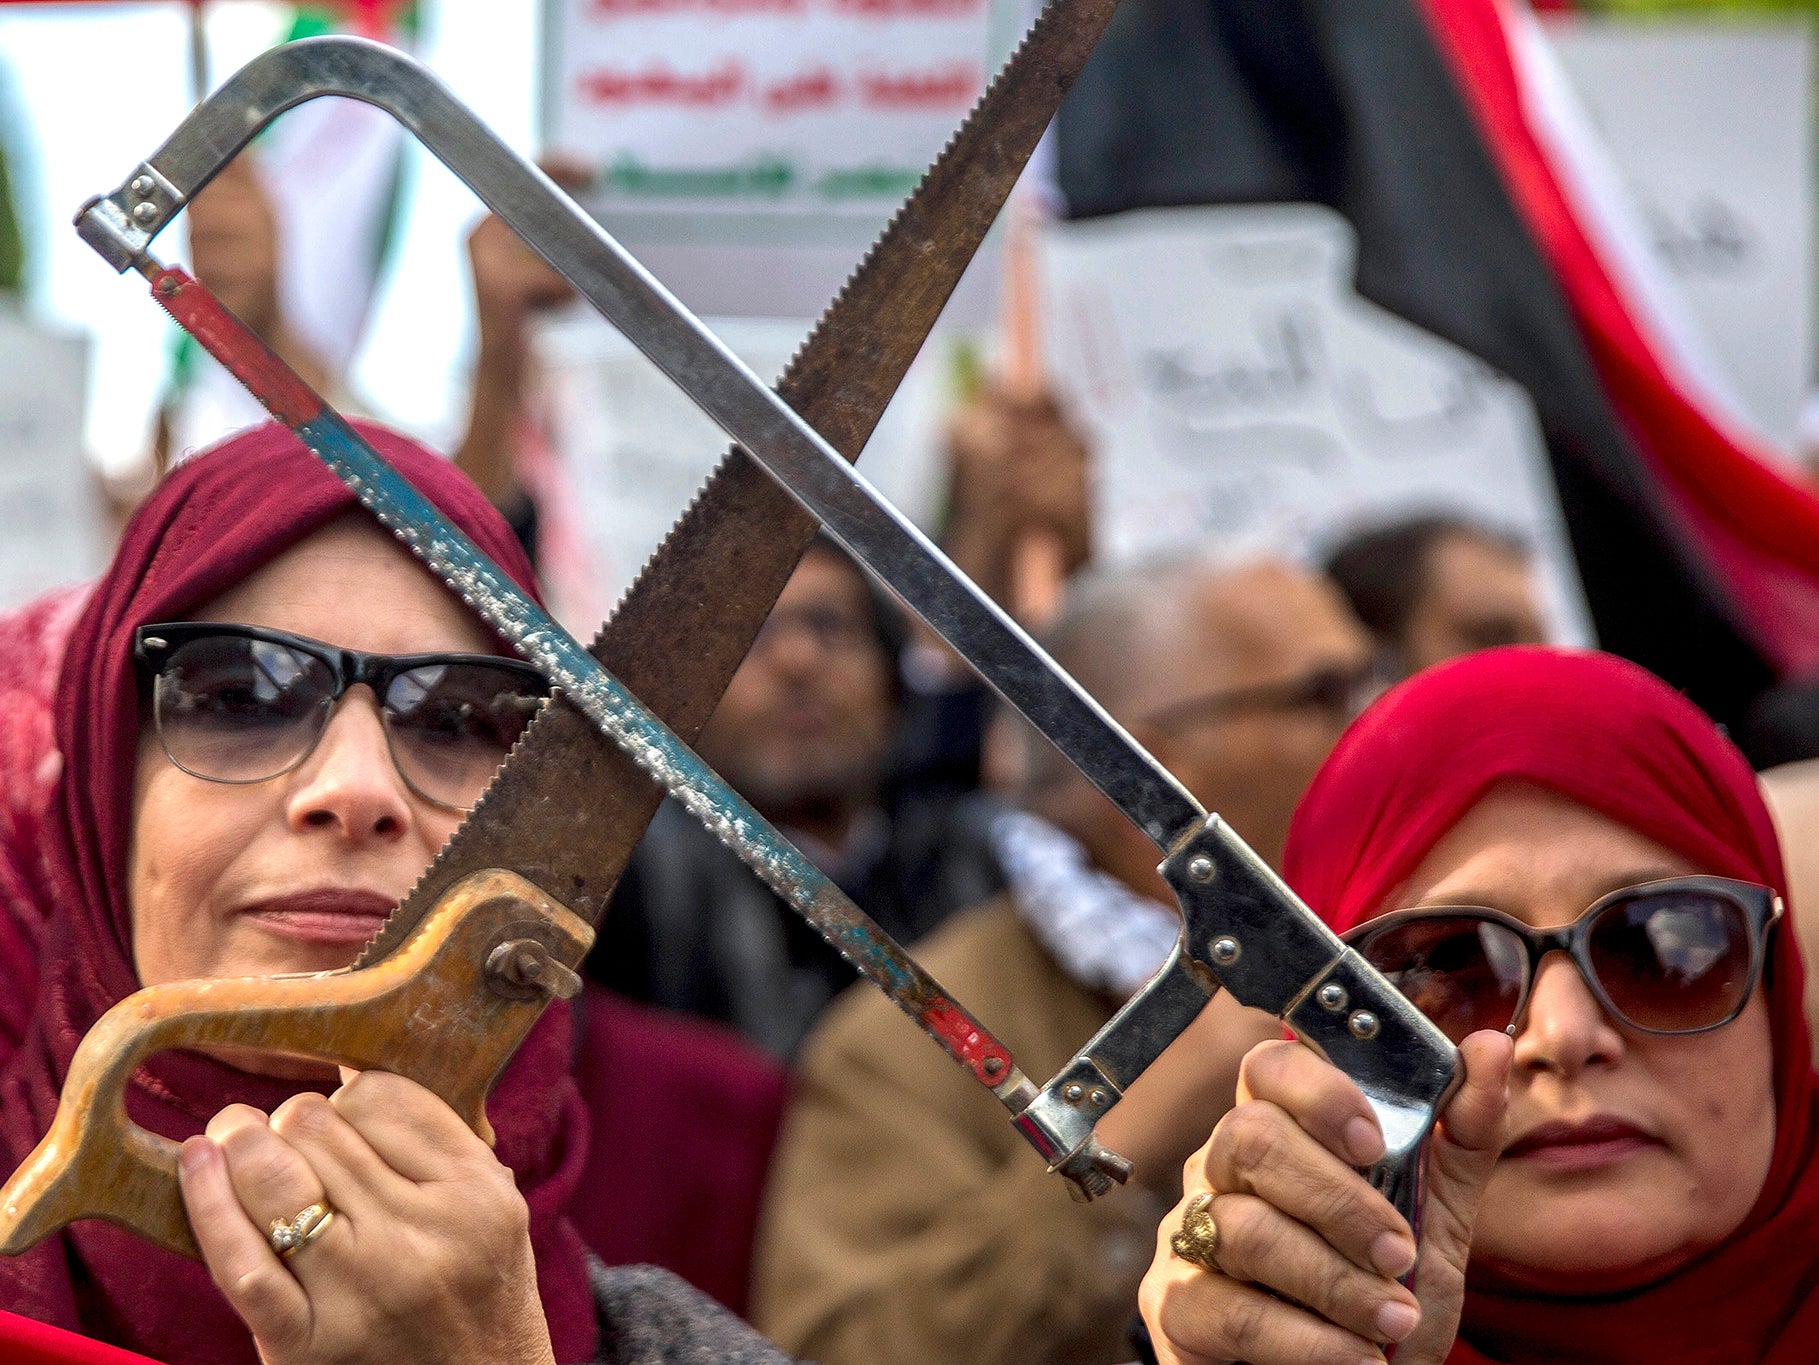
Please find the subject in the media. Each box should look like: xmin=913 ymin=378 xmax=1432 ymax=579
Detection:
xmin=1324 ymin=513 xmax=1546 ymax=679
xmin=585 ymin=533 xmax=1006 ymax=1058
xmin=752 ymin=557 xmax=1373 ymax=1365
xmin=551 ymin=316 xmax=1094 ymax=1054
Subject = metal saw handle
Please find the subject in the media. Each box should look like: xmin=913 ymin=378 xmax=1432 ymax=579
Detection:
xmin=0 ymin=871 xmax=591 ymax=1260
xmin=1017 ymin=817 xmax=1459 ymax=1237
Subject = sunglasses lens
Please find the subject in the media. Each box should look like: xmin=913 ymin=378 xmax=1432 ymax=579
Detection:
xmin=157 ymin=636 xmax=333 ymax=782
xmin=1589 ymin=890 xmax=1753 ymax=1032
xmin=383 ymin=663 xmax=546 ymax=810
xmin=1356 ymin=917 xmax=1527 ymax=1044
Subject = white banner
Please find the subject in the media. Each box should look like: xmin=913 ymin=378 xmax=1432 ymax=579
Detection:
xmin=529 ymin=311 xmax=963 ymax=635
xmin=1040 ymin=204 xmax=1593 ymax=644
xmin=540 ymin=0 xmax=1012 ymax=319
xmin=0 ymin=309 xmax=99 ymax=611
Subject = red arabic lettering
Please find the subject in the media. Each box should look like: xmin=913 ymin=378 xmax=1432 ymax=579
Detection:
xmin=858 ymin=62 xmax=980 ymax=110
xmin=762 ymin=67 xmax=841 ymax=115
xmin=577 ymin=60 xmax=748 ymax=107
xmin=590 ymin=0 xmax=805 ymax=15
xmin=831 ymin=0 xmax=981 ymax=15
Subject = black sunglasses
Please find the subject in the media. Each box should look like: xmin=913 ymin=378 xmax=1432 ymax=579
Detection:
xmin=1343 ymin=876 xmax=1782 ymax=1044
xmin=134 ymin=623 xmax=549 ymax=813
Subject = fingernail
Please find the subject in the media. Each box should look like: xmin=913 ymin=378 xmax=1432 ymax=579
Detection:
xmin=178 ymin=1137 xmax=215 ymax=1173
xmin=1375 ymin=1299 xmax=1419 ymax=1342
xmin=1345 ymin=1115 xmax=1384 ymax=1164
xmin=1371 ymin=1230 xmax=1417 ymax=1279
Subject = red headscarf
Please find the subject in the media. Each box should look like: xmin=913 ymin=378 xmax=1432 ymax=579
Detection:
xmin=1282 ymin=646 xmax=1819 ymax=1365
xmin=0 ymin=423 xmax=597 ymax=1364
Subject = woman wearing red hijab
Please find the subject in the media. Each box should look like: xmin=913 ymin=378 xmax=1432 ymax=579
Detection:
xmin=0 ymin=422 xmax=792 ymax=1365
xmin=1138 ymin=646 xmax=1819 ymax=1365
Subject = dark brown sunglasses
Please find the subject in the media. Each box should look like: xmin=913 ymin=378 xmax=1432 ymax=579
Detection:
xmin=1343 ymin=877 xmax=1782 ymax=1044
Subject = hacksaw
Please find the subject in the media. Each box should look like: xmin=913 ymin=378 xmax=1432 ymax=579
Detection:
xmin=1 ymin=21 xmax=1459 ymax=1269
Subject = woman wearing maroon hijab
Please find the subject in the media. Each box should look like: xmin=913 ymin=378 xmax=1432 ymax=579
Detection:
xmin=0 ymin=423 xmax=792 ymax=1365
xmin=1139 ymin=646 xmax=1819 ymax=1365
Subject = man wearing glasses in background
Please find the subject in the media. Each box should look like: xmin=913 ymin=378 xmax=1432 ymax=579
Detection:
xmin=582 ymin=533 xmax=1004 ymax=1061
xmin=751 ymin=556 xmax=1378 ymax=1365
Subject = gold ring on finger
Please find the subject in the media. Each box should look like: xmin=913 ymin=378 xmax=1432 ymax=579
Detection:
xmin=1169 ymin=1191 xmax=1220 ymax=1272
xmin=269 ymin=1200 xmax=336 ymax=1260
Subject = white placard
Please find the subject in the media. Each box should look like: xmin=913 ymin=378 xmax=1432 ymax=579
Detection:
xmin=540 ymin=0 xmax=1012 ymax=320
xmin=1543 ymin=18 xmax=1814 ymax=453
xmin=1040 ymin=204 xmax=1593 ymax=644
xmin=529 ymin=310 xmax=962 ymax=635
xmin=0 ymin=309 xmax=100 ymax=611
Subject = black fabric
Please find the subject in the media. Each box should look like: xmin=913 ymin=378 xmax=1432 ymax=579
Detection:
xmin=585 ymin=790 xmax=1004 ymax=1059
xmin=1129 ymin=1315 xmax=1160 ymax=1365
xmin=500 ymin=487 xmax=541 ymax=569
xmin=1053 ymin=0 xmax=1774 ymax=728
xmin=890 ymin=679 xmax=992 ymax=795
xmin=1740 ymin=676 xmax=1819 ymax=770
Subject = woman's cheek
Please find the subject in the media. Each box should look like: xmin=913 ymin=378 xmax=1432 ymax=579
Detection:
xmin=129 ymin=760 xmax=242 ymax=987
xmin=1669 ymin=996 xmax=1776 ymax=1242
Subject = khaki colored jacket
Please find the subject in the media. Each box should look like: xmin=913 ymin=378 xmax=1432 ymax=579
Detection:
xmin=752 ymin=897 xmax=1165 ymax=1365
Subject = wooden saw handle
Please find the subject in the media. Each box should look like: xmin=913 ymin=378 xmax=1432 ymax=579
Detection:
xmin=0 ymin=869 xmax=593 ymax=1260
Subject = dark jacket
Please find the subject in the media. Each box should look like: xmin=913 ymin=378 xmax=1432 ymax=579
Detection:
xmin=586 ymin=789 xmax=1003 ymax=1059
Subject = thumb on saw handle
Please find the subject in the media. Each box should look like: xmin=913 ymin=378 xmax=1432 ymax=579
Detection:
xmin=0 ymin=870 xmax=592 ymax=1260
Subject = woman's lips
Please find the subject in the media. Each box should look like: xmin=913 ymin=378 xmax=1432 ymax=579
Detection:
xmin=240 ymin=889 xmax=399 ymax=946
xmin=1504 ymin=1116 xmax=1664 ymax=1172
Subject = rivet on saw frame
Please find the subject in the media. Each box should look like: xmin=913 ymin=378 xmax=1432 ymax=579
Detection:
xmin=1210 ymin=936 xmax=1240 ymax=966
xmin=1186 ymin=855 xmax=1216 ymax=883
xmin=1318 ymin=981 xmax=1348 ymax=1012
xmin=132 ymin=201 xmax=159 ymax=225
xmin=1064 ymin=1083 xmax=1085 ymax=1103
xmin=1349 ymin=1010 xmax=1380 ymax=1040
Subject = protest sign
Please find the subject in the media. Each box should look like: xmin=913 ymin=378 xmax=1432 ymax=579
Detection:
xmin=540 ymin=0 xmax=1011 ymax=320
xmin=0 ymin=308 xmax=99 ymax=611
xmin=1542 ymin=18 xmax=1814 ymax=454
xmin=529 ymin=311 xmax=961 ymax=635
xmin=1040 ymin=203 xmax=1594 ymax=643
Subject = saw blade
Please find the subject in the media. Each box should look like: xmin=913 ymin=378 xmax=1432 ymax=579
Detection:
xmin=358 ymin=0 xmax=1117 ymax=967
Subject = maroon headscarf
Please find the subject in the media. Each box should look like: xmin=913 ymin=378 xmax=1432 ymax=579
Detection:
xmin=1282 ymin=646 xmax=1819 ymax=1365
xmin=0 ymin=583 xmax=90 ymax=1062
xmin=0 ymin=423 xmax=597 ymax=1364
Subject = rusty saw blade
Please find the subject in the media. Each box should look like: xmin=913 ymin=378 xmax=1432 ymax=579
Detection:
xmin=357 ymin=0 xmax=1116 ymax=966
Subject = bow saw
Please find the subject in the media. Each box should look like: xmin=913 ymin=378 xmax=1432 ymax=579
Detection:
xmin=0 ymin=16 xmax=1458 ymax=1271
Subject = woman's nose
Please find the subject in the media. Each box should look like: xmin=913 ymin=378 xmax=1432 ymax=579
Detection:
xmin=1511 ymin=953 xmax=1626 ymax=1076
xmin=284 ymin=689 xmax=414 ymax=841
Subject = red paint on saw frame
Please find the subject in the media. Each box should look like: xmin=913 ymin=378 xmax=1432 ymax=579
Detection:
xmin=149 ymin=266 xmax=323 ymax=428
xmin=919 ymin=996 xmax=1014 ymax=1087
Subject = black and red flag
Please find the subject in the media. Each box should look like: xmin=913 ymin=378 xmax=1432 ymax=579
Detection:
xmin=1054 ymin=0 xmax=1819 ymax=732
